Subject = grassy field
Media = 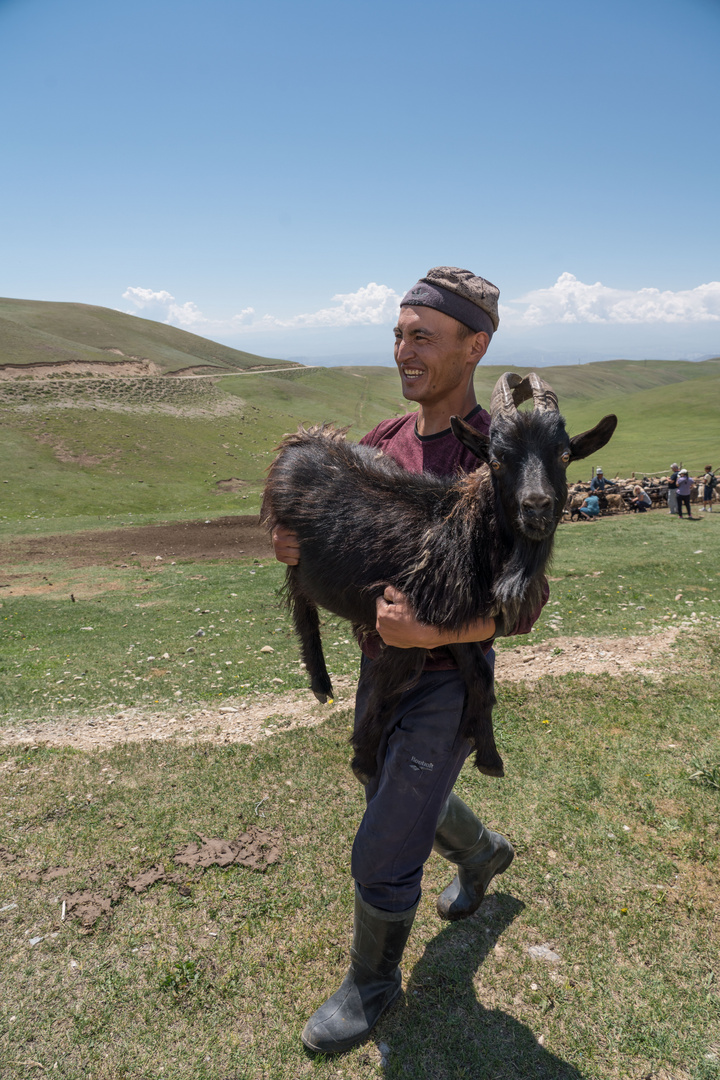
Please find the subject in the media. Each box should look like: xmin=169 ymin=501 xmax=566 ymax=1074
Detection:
xmin=1 ymin=358 xmax=719 ymax=540
xmin=1 ymin=342 xmax=718 ymax=1077
xmin=1 ymin=513 xmax=719 ymax=1079
xmin=1 ymin=512 xmax=718 ymax=719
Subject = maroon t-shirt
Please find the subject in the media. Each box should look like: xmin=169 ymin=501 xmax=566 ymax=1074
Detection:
xmin=358 ymin=404 xmax=547 ymax=666
xmin=360 ymin=404 xmax=491 ymax=477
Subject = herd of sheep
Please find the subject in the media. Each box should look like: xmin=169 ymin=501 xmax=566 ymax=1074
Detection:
xmin=565 ymin=474 xmax=716 ymax=516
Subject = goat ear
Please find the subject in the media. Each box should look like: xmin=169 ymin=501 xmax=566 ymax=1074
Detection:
xmin=450 ymin=415 xmax=491 ymax=463
xmin=568 ymin=414 xmax=618 ymax=461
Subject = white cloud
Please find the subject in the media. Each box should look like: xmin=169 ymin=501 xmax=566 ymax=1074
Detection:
xmin=122 ymin=282 xmax=401 ymax=334
xmin=502 ymin=273 xmax=720 ymax=327
xmin=273 ymin=283 xmax=401 ymax=328
xmin=122 ymin=286 xmax=255 ymax=331
xmin=123 ymin=287 xmax=175 ymax=307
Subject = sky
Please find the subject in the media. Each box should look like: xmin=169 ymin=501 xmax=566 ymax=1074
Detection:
xmin=1 ymin=0 xmax=719 ymax=366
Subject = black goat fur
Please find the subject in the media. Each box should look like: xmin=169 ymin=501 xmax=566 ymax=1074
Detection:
xmin=262 ymin=404 xmax=617 ymax=780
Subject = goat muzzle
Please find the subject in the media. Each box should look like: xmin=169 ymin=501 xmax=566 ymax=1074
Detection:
xmin=519 ymin=492 xmax=557 ymax=538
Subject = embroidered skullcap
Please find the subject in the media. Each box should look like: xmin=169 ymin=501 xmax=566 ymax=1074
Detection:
xmin=400 ymin=266 xmax=500 ymax=338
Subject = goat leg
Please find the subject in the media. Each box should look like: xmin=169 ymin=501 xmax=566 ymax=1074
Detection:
xmin=448 ymin=643 xmax=504 ymax=778
xmin=287 ymin=576 xmax=335 ymax=704
xmin=350 ymin=647 xmax=425 ymax=782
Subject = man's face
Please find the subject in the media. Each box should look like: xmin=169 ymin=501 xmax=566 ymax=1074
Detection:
xmin=392 ymin=306 xmax=488 ymax=406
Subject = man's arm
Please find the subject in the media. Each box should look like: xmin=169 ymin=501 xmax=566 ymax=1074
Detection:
xmin=375 ymin=585 xmax=496 ymax=649
xmin=376 ymin=576 xmax=550 ymax=648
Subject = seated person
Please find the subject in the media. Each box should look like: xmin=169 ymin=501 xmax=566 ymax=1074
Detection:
xmin=577 ymin=493 xmax=600 ymax=520
xmin=590 ymin=468 xmax=607 ymax=492
xmin=630 ymin=485 xmax=652 ymax=512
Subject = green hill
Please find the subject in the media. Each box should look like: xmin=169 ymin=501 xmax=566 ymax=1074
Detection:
xmin=0 ymin=354 xmax=717 ymax=538
xmin=474 ymin=358 xmax=720 ymax=477
xmin=0 ymin=297 xmax=297 ymax=375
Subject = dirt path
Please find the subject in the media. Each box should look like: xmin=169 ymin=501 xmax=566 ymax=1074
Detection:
xmin=0 ymin=629 xmax=679 ymax=752
xmin=0 ymin=515 xmax=274 ymax=570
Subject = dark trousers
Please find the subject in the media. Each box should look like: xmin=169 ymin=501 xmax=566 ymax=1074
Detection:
xmin=351 ymin=651 xmax=495 ymax=913
xmin=677 ymin=494 xmax=692 ymax=517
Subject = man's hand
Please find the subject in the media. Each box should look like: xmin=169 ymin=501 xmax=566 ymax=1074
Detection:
xmin=375 ymin=585 xmax=495 ymax=649
xmin=272 ymin=525 xmax=300 ymax=566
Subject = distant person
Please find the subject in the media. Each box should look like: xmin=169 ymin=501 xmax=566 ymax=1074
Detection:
xmin=700 ymin=465 xmax=716 ymax=512
xmin=676 ymin=469 xmax=695 ymax=519
xmin=590 ymin=468 xmax=608 ymax=492
xmin=577 ymin=493 xmax=600 ymax=520
xmin=666 ymin=463 xmax=680 ymax=515
xmin=629 ymin=485 xmax=652 ymax=513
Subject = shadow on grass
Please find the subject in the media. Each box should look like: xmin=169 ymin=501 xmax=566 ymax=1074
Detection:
xmin=380 ymin=893 xmax=587 ymax=1080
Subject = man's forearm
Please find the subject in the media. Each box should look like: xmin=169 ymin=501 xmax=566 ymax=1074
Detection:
xmin=375 ymin=587 xmax=496 ymax=649
xmin=425 ymin=616 xmax=497 ymax=648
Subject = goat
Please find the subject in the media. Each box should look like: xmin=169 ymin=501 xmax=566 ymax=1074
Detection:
xmin=263 ymin=373 xmax=617 ymax=780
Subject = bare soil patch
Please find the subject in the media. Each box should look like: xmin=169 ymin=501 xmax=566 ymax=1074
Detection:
xmin=0 ymin=676 xmax=357 ymax=751
xmin=496 ymin=626 xmax=679 ymax=681
xmin=0 ymin=359 xmax=161 ymax=379
xmin=0 ymin=515 xmax=274 ymax=570
xmin=0 ymin=630 xmax=679 ymax=752
xmin=214 ymin=477 xmax=248 ymax=493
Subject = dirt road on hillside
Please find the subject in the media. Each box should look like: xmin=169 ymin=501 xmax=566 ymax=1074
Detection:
xmin=1 ymin=515 xmax=274 ymax=569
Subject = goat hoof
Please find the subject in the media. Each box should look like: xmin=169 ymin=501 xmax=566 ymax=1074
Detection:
xmin=478 ymin=763 xmax=505 ymax=778
xmin=476 ymin=751 xmax=505 ymax=777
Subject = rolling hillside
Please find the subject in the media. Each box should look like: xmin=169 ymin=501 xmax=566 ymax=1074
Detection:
xmin=0 ymin=297 xmax=297 ymax=376
xmin=474 ymin=359 xmax=720 ymax=476
xmin=0 ymin=351 xmax=717 ymax=538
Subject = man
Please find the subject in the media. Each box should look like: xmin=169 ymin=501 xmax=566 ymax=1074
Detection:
xmin=700 ymin=465 xmax=716 ymax=512
xmin=667 ymin=463 xmax=680 ymax=515
xmin=272 ymin=266 xmax=546 ymax=1054
xmin=590 ymin=468 xmax=607 ymax=493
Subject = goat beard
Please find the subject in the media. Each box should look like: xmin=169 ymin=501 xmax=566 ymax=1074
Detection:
xmin=491 ymin=537 xmax=553 ymax=633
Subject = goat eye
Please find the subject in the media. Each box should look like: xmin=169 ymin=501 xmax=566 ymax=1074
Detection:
xmin=491 ymin=460 xmax=501 ymax=471
xmin=561 ymin=451 xmax=570 ymax=464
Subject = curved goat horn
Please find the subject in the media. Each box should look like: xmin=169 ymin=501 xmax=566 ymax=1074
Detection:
xmin=489 ymin=372 xmax=527 ymax=417
xmin=489 ymin=371 xmax=559 ymax=417
xmin=525 ymin=371 xmax=559 ymax=412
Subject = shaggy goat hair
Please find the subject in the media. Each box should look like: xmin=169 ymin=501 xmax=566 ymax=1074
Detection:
xmin=262 ymin=372 xmax=617 ymax=780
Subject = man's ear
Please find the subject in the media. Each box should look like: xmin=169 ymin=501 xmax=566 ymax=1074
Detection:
xmin=568 ymin=414 xmax=618 ymax=461
xmin=468 ymin=331 xmax=489 ymax=364
xmin=450 ymin=415 xmax=491 ymax=463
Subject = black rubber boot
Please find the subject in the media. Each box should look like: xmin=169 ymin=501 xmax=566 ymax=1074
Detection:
xmin=433 ymin=792 xmax=514 ymax=921
xmin=301 ymin=886 xmax=417 ymax=1055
